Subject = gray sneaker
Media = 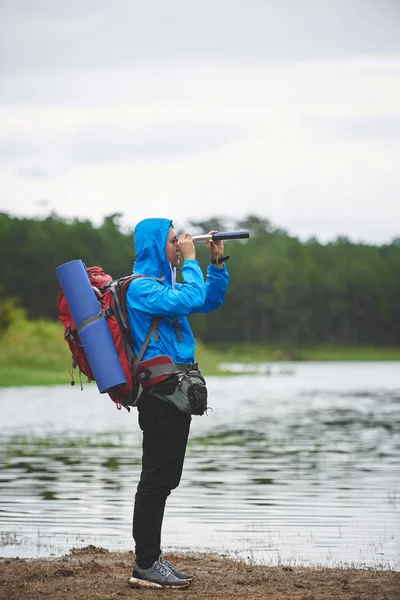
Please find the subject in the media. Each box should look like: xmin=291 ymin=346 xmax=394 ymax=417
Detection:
xmin=129 ymin=558 xmax=190 ymax=589
xmin=160 ymin=557 xmax=194 ymax=581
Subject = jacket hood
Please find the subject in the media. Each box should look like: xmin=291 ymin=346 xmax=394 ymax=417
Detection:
xmin=133 ymin=218 xmax=173 ymax=281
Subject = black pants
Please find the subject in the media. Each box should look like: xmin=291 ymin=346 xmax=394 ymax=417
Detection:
xmin=132 ymin=391 xmax=191 ymax=569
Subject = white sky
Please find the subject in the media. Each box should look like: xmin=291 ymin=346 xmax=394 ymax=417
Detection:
xmin=1 ymin=0 xmax=399 ymax=243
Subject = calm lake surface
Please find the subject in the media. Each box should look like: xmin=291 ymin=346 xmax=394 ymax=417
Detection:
xmin=0 ymin=362 xmax=399 ymax=568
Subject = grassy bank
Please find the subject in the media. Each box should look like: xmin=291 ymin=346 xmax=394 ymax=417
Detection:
xmin=211 ymin=342 xmax=400 ymax=362
xmin=0 ymin=318 xmax=399 ymax=388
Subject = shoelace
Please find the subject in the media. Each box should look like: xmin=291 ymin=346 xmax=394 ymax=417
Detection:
xmin=160 ymin=558 xmax=176 ymax=572
xmin=155 ymin=560 xmax=170 ymax=577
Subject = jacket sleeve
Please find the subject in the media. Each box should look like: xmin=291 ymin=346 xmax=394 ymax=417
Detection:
xmin=126 ymin=260 xmax=206 ymax=317
xmin=175 ymin=263 xmax=229 ymax=314
xmin=198 ymin=263 xmax=229 ymax=313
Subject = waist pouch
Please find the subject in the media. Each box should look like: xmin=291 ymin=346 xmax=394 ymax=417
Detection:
xmin=150 ymin=369 xmax=208 ymax=416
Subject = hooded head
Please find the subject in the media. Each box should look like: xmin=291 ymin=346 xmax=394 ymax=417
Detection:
xmin=133 ymin=218 xmax=175 ymax=282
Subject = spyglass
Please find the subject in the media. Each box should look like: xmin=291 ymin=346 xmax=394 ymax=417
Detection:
xmin=192 ymin=230 xmax=250 ymax=243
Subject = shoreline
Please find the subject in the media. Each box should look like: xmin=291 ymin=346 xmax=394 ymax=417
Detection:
xmin=1 ymin=351 xmax=400 ymax=388
xmin=1 ymin=546 xmax=399 ymax=600
xmin=1 ymin=316 xmax=399 ymax=387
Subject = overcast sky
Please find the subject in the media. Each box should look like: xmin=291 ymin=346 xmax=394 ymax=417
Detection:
xmin=1 ymin=0 xmax=399 ymax=243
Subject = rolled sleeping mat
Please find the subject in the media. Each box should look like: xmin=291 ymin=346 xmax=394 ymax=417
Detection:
xmin=55 ymin=259 xmax=127 ymax=393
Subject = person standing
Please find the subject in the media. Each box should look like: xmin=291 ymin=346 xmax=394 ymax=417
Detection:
xmin=125 ymin=218 xmax=229 ymax=589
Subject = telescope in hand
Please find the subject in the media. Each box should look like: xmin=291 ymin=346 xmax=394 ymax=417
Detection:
xmin=192 ymin=230 xmax=250 ymax=243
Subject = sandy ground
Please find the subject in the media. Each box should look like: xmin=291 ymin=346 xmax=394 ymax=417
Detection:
xmin=0 ymin=546 xmax=399 ymax=600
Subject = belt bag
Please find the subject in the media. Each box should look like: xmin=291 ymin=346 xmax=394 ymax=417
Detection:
xmin=136 ymin=355 xmax=198 ymax=388
xmin=135 ymin=355 xmax=208 ymax=416
xmin=150 ymin=369 xmax=208 ymax=416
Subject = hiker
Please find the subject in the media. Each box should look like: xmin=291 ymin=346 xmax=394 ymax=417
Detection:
xmin=125 ymin=218 xmax=229 ymax=589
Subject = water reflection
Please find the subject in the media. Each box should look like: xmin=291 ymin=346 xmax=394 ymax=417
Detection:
xmin=0 ymin=362 xmax=399 ymax=568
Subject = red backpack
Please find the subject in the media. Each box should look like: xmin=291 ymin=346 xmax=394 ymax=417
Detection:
xmin=57 ymin=266 xmax=173 ymax=410
xmin=56 ymin=267 xmax=139 ymax=409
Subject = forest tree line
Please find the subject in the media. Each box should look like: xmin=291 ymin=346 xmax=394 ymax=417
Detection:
xmin=1 ymin=211 xmax=399 ymax=346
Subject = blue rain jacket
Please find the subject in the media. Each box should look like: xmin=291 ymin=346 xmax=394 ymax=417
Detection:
xmin=125 ymin=218 xmax=229 ymax=363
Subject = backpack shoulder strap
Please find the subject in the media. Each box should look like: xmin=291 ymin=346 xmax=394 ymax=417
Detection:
xmin=118 ymin=275 xmax=142 ymax=343
xmin=132 ymin=317 xmax=161 ymax=376
xmin=118 ymin=274 xmax=163 ymax=376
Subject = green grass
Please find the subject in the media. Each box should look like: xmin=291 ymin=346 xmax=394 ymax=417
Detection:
xmin=293 ymin=345 xmax=400 ymax=361
xmin=0 ymin=317 xmax=75 ymax=387
xmin=209 ymin=342 xmax=400 ymax=362
xmin=0 ymin=317 xmax=398 ymax=388
xmin=0 ymin=365 xmax=71 ymax=387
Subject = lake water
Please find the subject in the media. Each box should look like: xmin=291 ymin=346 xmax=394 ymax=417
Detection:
xmin=0 ymin=362 xmax=399 ymax=568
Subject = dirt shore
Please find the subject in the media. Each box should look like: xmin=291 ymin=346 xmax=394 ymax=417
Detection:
xmin=0 ymin=546 xmax=398 ymax=600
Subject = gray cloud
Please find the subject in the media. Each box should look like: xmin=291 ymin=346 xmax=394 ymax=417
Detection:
xmin=1 ymin=0 xmax=399 ymax=245
xmin=307 ymin=115 xmax=400 ymax=142
xmin=1 ymin=0 xmax=399 ymax=106
xmin=69 ymin=120 xmax=244 ymax=166
xmin=0 ymin=119 xmax=245 ymax=177
xmin=17 ymin=166 xmax=46 ymax=179
xmin=1 ymin=0 xmax=399 ymax=75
